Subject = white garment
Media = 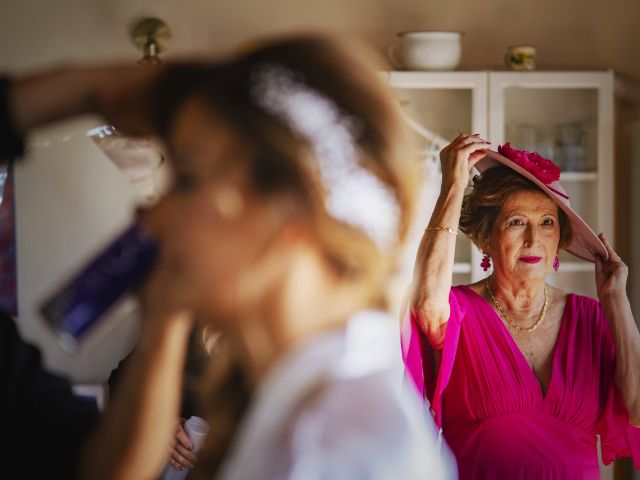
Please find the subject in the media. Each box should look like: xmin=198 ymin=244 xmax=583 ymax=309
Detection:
xmin=219 ymin=310 xmax=455 ymax=480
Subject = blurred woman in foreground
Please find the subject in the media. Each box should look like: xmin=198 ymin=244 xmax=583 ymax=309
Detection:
xmin=74 ymin=34 xmax=453 ymax=479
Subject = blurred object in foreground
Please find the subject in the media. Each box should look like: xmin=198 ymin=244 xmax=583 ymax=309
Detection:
xmin=88 ymin=125 xmax=167 ymax=204
xmin=40 ymin=223 xmax=158 ymax=352
xmin=161 ymin=417 xmax=210 ymax=480
xmin=0 ymin=160 xmax=17 ymax=315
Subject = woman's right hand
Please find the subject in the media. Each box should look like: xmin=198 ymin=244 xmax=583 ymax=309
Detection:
xmin=439 ymin=133 xmax=491 ymax=192
xmin=136 ymin=198 xmax=199 ymax=324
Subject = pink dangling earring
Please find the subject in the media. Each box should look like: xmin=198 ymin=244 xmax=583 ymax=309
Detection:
xmin=481 ymin=252 xmax=491 ymax=272
xmin=553 ymin=255 xmax=560 ymax=272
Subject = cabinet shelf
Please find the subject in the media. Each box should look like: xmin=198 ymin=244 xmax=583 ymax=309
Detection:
xmin=557 ymin=262 xmax=594 ymax=273
xmin=451 ymin=262 xmax=592 ymax=274
xmin=453 ymin=263 xmax=471 ymax=274
xmin=560 ymin=171 xmax=598 ymax=181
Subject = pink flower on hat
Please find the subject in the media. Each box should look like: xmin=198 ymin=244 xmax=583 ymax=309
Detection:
xmin=498 ymin=143 xmax=561 ymax=184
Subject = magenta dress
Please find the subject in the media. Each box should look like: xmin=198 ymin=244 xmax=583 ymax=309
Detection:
xmin=401 ymin=285 xmax=640 ymax=479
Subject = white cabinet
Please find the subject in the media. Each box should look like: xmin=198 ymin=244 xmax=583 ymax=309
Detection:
xmin=385 ymin=71 xmax=614 ymax=298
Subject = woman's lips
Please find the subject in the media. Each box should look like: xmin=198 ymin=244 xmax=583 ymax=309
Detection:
xmin=519 ymin=256 xmax=542 ymax=264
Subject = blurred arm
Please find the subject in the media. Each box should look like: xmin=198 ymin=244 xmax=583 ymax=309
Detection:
xmin=7 ymin=64 xmax=164 ymax=136
xmin=79 ymin=311 xmax=193 ymax=480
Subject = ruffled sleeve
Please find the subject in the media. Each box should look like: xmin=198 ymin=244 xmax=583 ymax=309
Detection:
xmin=594 ymin=302 xmax=640 ymax=468
xmin=400 ymin=288 xmax=465 ymax=429
xmin=599 ymin=389 xmax=640 ymax=467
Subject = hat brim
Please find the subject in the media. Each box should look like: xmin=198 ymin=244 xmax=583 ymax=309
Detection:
xmin=474 ymin=150 xmax=608 ymax=263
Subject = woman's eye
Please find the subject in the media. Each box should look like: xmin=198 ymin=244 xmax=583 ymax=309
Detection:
xmin=542 ymin=218 xmax=555 ymax=226
xmin=509 ymin=218 xmax=524 ymax=226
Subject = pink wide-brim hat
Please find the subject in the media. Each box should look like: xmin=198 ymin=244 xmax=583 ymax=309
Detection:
xmin=475 ymin=149 xmax=608 ymax=263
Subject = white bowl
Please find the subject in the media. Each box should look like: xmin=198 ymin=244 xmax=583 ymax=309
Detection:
xmin=389 ymin=31 xmax=463 ymax=71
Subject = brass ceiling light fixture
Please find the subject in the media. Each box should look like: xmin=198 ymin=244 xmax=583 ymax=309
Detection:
xmin=130 ymin=17 xmax=171 ymax=64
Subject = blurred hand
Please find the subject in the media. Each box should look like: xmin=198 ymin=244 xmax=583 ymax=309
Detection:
xmin=439 ymin=132 xmax=491 ymax=192
xmin=136 ymin=199 xmax=198 ymax=324
xmin=92 ymin=64 xmax=167 ymax=136
xmin=168 ymin=419 xmax=197 ymax=471
xmin=595 ymin=233 xmax=629 ymax=301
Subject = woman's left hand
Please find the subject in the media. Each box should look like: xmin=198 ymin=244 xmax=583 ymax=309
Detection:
xmin=595 ymin=233 xmax=629 ymax=300
xmin=168 ymin=419 xmax=197 ymax=470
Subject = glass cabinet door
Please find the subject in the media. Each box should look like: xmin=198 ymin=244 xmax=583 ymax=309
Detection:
xmin=488 ymin=72 xmax=614 ymax=298
xmin=384 ymin=72 xmax=487 ymax=300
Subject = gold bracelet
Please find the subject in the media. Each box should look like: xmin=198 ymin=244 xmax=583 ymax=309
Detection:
xmin=425 ymin=225 xmax=458 ymax=235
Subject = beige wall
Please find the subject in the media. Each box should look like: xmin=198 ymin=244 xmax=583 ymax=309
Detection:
xmin=1 ymin=0 xmax=639 ymax=76
xmin=1 ymin=0 xmax=639 ymax=384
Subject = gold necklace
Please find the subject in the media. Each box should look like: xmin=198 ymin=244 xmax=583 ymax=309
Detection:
xmin=485 ymin=279 xmax=548 ymax=333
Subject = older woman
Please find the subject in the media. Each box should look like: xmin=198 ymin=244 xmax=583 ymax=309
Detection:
xmin=403 ymin=133 xmax=640 ymax=478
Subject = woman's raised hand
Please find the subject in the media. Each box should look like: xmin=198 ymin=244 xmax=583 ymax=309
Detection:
xmin=439 ymin=133 xmax=491 ymax=191
xmin=595 ymin=233 xmax=629 ymax=301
